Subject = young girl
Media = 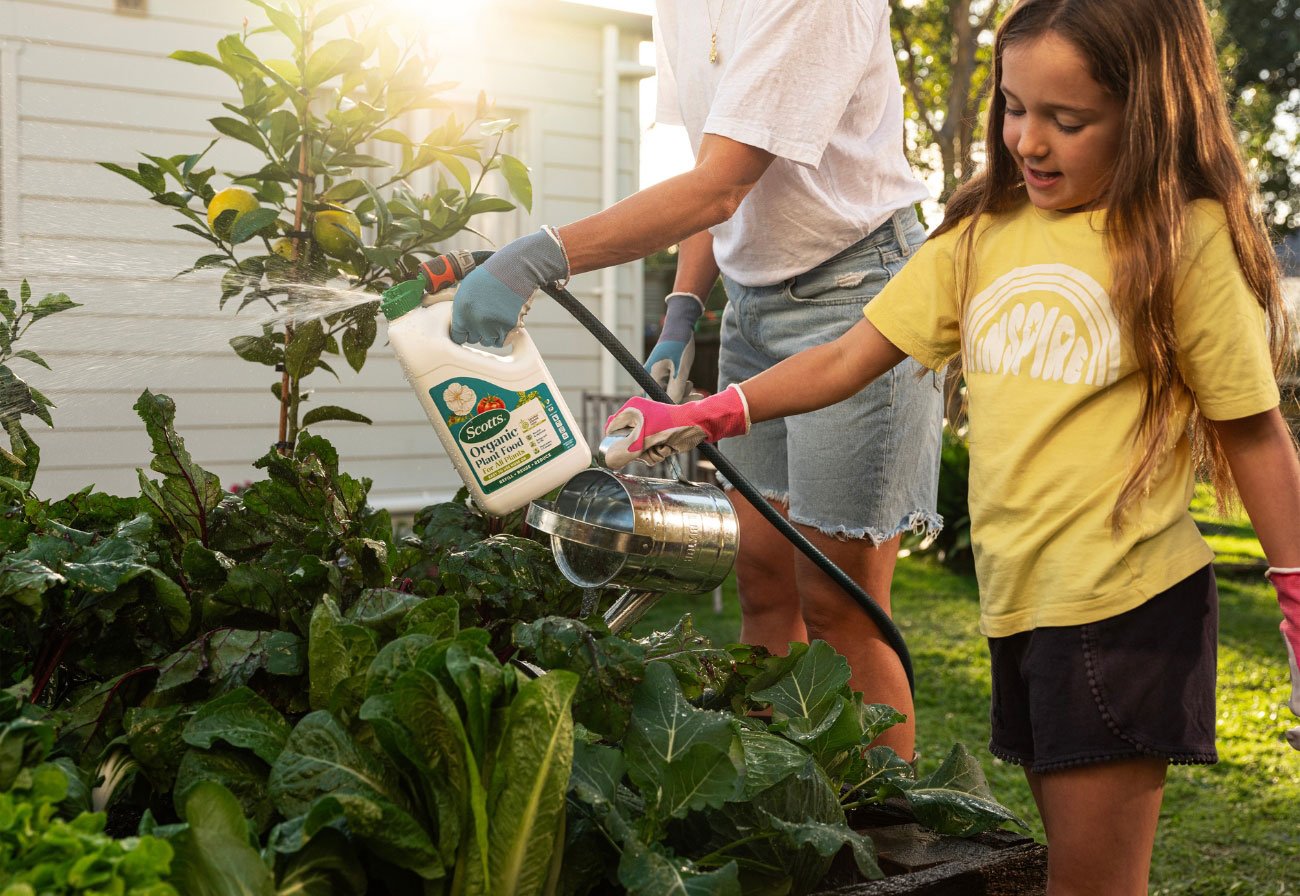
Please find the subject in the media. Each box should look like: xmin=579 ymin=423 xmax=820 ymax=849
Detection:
xmin=604 ymin=0 xmax=1300 ymax=891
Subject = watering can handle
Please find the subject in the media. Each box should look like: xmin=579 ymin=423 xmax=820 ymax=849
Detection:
xmin=527 ymin=500 xmax=657 ymax=555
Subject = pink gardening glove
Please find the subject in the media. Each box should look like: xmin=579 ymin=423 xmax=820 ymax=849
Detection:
xmin=1266 ymin=567 xmax=1300 ymax=750
xmin=602 ymin=384 xmax=750 ymax=469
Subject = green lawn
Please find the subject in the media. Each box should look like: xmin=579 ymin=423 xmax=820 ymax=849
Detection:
xmin=629 ymin=489 xmax=1299 ymax=895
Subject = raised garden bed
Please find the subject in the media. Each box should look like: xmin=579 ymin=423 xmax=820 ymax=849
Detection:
xmin=813 ymin=804 xmax=1047 ymax=896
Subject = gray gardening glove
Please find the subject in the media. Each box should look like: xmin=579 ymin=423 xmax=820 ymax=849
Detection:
xmin=451 ymin=229 xmax=569 ymax=347
xmin=644 ymin=292 xmax=704 ymax=403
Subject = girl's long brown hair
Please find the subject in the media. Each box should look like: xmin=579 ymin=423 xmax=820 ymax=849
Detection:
xmin=936 ymin=0 xmax=1291 ymax=528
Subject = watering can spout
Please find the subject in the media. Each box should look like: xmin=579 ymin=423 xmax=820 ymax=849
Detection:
xmin=379 ymin=250 xmax=479 ymax=321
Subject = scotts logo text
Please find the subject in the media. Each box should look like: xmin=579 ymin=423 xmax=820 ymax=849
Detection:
xmin=461 ymin=410 xmax=509 ymax=443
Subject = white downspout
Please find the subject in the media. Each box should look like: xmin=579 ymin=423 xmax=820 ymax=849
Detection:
xmin=600 ymin=24 xmax=655 ymax=393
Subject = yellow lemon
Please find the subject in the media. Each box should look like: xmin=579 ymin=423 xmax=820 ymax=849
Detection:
xmin=206 ymin=187 xmax=260 ymax=235
xmin=271 ymin=238 xmax=297 ymax=260
xmin=313 ymin=209 xmax=362 ymax=257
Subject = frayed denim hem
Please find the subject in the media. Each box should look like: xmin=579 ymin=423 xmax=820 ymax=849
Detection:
xmin=790 ymin=509 xmax=944 ymax=548
xmin=718 ymin=482 xmax=791 ymax=508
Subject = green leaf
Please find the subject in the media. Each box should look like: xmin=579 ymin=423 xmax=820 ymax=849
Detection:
xmin=304 ymin=39 xmax=367 ymax=89
xmin=169 ymin=782 xmax=275 ymax=896
xmin=499 ymin=154 xmax=533 ymax=213
xmin=488 ymin=672 xmax=578 ymax=896
xmin=308 ymin=596 xmax=371 ymax=712
xmin=126 ymin=704 xmax=191 ymax=794
xmin=269 ymin=712 xmax=442 ymax=878
xmin=736 ymin=727 xmax=815 ymax=798
xmin=170 ymin=49 xmax=227 ymax=71
xmin=283 ymin=319 xmax=327 ymax=379
xmin=768 ymin=816 xmax=882 ymax=882
xmin=99 ymin=161 xmax=152 ymax=190
xmin=245 ymin=0 xmax=301 ymax=48
xmin=230 ymin=332 xmax=282 ymax=367
xmin=230 ymin=207 xmax=281 ymax=245
xmin=359 ymin=666 xmax=474 ymax=869
xmin=133 ymin=390 xmax=224 ymax=547
xmin=320 ymin=179 xmax=371 ymax=204
xmin=624 ymin=663 xmax=742 ymax=821
xmin=272 ymin=827 xmax=366 ymax=896
xmin=29 ymin=292 xmax=81 ymax=322
xmin=480 ymin=118 xmax=518 ymax=137
xmin=300 ymin=405 xmax=372 ymax=427
xmin=174 ymin=747 xmax=275 ymax=834
xmin=897 ymin=743 xmax=1028 ymax=836
xmin=209 ymin=116 xmax=268 ymax=151
xmin=752 ymin=640 xmax=851 ymax=742
xmin=513 ymin=617 xmax=645 ymax=740
xmin=465 ymin=195 xmax=517 ymax=216
xmin=618 ymin=842 xmax=741 ymax=896
xmin=182 ymin=687 xmax=290 ymax=763
xmin=430 ymin=150 xmax=472 ymax=194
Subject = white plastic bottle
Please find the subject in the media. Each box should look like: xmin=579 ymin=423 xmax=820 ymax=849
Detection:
xmin=382 ymin=290 xmax=591 ymax=516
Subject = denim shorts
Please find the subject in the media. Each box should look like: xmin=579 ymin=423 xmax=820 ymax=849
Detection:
xmin=987 ymin=565 xmax=1220 ymax=773
xmin=715 ymin=206 xmax=943 ymax=543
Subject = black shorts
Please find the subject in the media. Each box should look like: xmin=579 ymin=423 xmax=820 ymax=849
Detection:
xmin=987 ymin=565 xmax=1219 ymax=773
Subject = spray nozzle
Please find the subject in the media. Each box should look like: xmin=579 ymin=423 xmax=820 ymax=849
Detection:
xmin=379 ymin=250 xmax=479 ymax=321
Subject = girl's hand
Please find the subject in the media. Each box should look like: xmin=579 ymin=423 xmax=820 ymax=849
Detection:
xmin=602 ymin=384 xmax=750 ymax=468
xmin=1265 ymin=567 xmax=1300 ymax=750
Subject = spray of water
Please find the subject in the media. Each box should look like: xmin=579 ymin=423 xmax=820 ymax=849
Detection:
xmin=1 ymin=235 xmax=394 ymax=423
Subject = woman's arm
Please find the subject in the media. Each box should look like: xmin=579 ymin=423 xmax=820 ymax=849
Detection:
xmin=672 ymin=229 xmax=720 ymax=300
xmin=559 ymin=133 xmax=774 ymax=274
xmin=1210 ymin=409 xmax=1300 ymax=567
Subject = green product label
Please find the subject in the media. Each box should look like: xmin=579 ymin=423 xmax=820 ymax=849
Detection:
xmin=430 ymin=376 xmax=579 ymax=494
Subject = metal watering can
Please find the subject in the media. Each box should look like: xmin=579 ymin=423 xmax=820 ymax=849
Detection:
xmin=526 ymin=433 xmax=739 ymax=632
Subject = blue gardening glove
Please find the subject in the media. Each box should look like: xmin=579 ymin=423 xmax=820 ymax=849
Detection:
xmin=645 ymin=292 xmax=704 ymax=403
xmin=451 ymin=229 xmax=569 ymax=347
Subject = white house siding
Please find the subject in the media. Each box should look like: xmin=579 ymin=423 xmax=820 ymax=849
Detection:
xmin=0 ymin=0 xmax=650 ymax=510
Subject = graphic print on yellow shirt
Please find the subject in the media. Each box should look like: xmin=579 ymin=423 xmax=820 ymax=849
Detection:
xmin=864 ymin=201 xmax=1279 ymax=636
xmin=963 ymin=264 xmax=1120 ymax=389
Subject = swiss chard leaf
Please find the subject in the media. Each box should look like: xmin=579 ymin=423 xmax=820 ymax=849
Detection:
xmin=174 ymin=746 xmax=275 ymax=833
xmin=134 ymin=390 xmax=224 ymax=550
xmin=168 ymin=781 xmax=275 ymax=896
xmin=269 ymin=711 xmax=442 ymax=878
xmin=181 ymin=686 xmax=290 ymax=763
xmin=486 ymin=670 xmax=578 ymax=896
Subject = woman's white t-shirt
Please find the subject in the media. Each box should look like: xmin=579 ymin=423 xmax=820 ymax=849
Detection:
xmin=654 ymin=0 xmax=928 ymax=285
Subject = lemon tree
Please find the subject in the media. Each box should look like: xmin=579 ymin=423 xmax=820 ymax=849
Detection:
xmin=100 ymin=0 xmax=531 ymax=450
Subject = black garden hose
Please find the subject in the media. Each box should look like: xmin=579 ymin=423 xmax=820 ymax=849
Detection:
xmin=463 ymin=250 xmax=915 ymax=694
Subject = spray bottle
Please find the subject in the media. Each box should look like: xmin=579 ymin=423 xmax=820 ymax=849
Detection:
xmin=380 ymin=252 xmax=591 ymax=516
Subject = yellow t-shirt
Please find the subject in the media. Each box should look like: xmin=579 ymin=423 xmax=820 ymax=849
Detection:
xmin=865 ymin=200 xmax=1279 ymax=637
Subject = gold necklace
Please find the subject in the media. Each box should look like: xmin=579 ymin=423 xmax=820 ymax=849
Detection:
xmin=705 ymin=0 xmax=726 ymax=64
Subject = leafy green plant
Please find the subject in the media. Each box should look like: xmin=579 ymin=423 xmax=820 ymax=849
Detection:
xmin=0 ymin=695 xmax=176 ymax=896
xmin=0 ymin=374 xmax=1024 ymax=893
xmin=101 ymin=0 xmax=532 ymax=448
xmin=0 ymin=281 xmax=79 ymax=491
xmin=515 ymin=617 xmax=1025 ymax=896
